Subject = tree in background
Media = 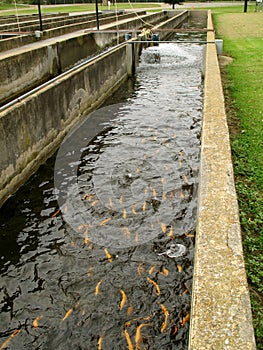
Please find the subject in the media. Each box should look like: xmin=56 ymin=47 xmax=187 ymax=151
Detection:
xmin=164 ymin=0 xmax=183 ymax=9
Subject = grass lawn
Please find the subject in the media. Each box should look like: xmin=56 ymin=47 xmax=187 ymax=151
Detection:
xmin=213 ymin=9 xmax=263 ymax=350
xmin=0 ymin=3 xmax=27 ymax=11
xmin=0 ymin=2 xmax=161 ymax=16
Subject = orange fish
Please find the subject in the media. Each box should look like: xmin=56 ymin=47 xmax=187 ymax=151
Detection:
xmin=180 ymin=313 xmax=190 ymax=327
xmin=161 ymin=178 xmax=166 ymax=184
xmin=161 ymin=223 xmax=167 ymax=234
xmin=148 ymin=265 xmax=157 ymax=274
xmin=147 ymin=277 xmax=160 ymax=296
xmin=33 ymin=315 xmax=43 ymax=328
xmin=183 ymin=174 xmax=189 ymax=184
xmin=177 ymin=264 xmax=183 ymax=272
xmin=161 ymin=267 xmax=169 ymax=276
xmin=91 ymin=199 xmax=99 ymax=207
xmin=95 ymin=279 xmax=103 ymax=296
xmin=104 ymin=248 xmax=113 ymax=263
xmin=123 ymin=329 xmax=133 ymax=350
xmin=52 ymin=209 xmax=61 ymax=218
xmin=119 ymin=289 xmax=127 ymax=310
xmin=0 ymin=330 xmax=21 ymax=349
xmin=123 ymin=227 xmax=131 ymax=238
xmin=84 ymin=229 xmax=90 ymax=245
xmin=137 ymin=263 xmax=145 ymax=276
xmin=127 ymin=305 xmax=133 ymax=316
xmin=82 ymin=193 xmax=94 ymax=201
xmin=160 ymin=304 xmax=169 ymax=333
xmin=99 ymin=218 xmax=111 ymax=226
xmin=62 ymin=308 xmax=73 ymax=321
xmin=98 ymin=336 xmax=103 ymax=350
xmin=135 ymin=323 xmax=152 ymax=349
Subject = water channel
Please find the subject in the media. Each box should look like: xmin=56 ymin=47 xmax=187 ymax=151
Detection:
xmin=0 ymin=31 xmax=205 ymax=349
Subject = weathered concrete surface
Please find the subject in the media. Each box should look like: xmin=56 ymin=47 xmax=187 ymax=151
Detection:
xmin=0 ymin=11 xmax=167 ymax=105
xmin=0 ymin=44 xmax=128 ymax=207
xmin=154 ymin=10 xmax=189 ymax=38
xmin=0 ymin=13 xmax=74 ymax=32
xmin=1 ymin=10 xmax=187 ymax=207
xmin=0 ymin=12 xmax=68 ymax=25
xmin=0 ymin=11 xmax=144 ymax=52
xmin=188 ymin=11 xmax=256 ymax=350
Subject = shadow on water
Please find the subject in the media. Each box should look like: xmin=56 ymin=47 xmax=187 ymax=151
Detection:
xmin=0 ymin=32 xmax=205 ymax=349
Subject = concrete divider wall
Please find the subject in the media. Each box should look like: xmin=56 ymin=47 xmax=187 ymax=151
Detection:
xmin=188 ymin=10 xmax=256 ymax=350
xmin=0 ymin=44 xmax=128 ymax=207
xmin=0 ymin=34 xmax=36 ymax=52
xmin=0 ymin=12 xmax=69 ymax=25
xmin=154 ymin=10 xmax=189 ymax=39
xmin=0 ymin=11 xmax=167 ymax=105
xmin=0 ymin=31 xmax=126 ymax=106
xmin=0 ymin=14 xmax=77 ymax=32
xmin=0 ymin=44 xmax=60 ymax=105
xmin=0 ymin=10 xmax=187 ymax=207
xmin=43 ymin=11 xmax=159 ymax=39
xmin=0 ymin=12 xmax=143 ymax=52
xmin=1 ymin=12 xmax=132 ymax=34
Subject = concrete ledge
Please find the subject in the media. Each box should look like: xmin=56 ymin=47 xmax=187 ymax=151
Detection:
xmin=0 ymin=10 xmax=190 ymax=207
xmin=154 ymin=10 xmax=189 ymax=38
xmin=0 ymin=12 xmax=68 ymax=25
xmin=188 ymin=11 xmax=256 ymax=350
xmin=0 ymin=44 xmax=128 ymax=207
xmin=0 ymin=11 xmax=167 ymax=105
xmin=0 ymin=11 xmax=145 ymax=52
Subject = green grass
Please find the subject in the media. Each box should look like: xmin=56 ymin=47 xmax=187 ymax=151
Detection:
xmin=213 ymin=11 xmax=263 ymax=350
xmin=0 ymin=3 xmax=26 ymax=11
xmin=0 ymin=2 xmax=161 ymax=15
xmin=208 ymin=4 xmax=255 ymax=13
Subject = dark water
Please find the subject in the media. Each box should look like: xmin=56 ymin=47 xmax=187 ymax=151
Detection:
xmin=0 ymin=42 xmax=203 ymax=349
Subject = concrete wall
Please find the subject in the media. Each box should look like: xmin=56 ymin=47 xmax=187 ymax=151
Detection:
xmin=0 ymin=13 xmax=76 ymax=32
xmin=0 ymin=33 xmax=123 ymax=105
xmin=0 ymin=11 xmax=166 ymax=106
xmin=0 ymin=12 xmax=68 ymax=25
xmin=0 ymin=44 xmax=60 ymax=105
xmin=0 ymin=44 xmax=128 ymax=207
xmin=0 ymin=12 xmax=143 ymax=52
xmin=0 ymin=10 xmax=187 ymax=206
xmin=188 ymin=10 xmax=256 ymax=350
xmin=155 ymin=10 xmax=189 ymax=39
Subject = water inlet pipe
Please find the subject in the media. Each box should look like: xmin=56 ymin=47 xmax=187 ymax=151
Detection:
xmin=215 ymin=39 xmax=223 ymax=55
xmin=0 ymin=41 xmax=125 ymax=113
xmin=129 ymin=40 xmax=216 ymax=44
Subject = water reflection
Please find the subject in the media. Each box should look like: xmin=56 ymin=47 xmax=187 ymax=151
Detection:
xmin=0 ymin=42 xmax=203 ymax=349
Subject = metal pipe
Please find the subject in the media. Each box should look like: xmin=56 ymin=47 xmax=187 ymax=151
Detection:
xmin=85 ymin=28 xmax=214 ymax=33
xmin=0 ymin=42 xmax=125 ymax=113
xmin=128 ymin=40 xmax=216 ymax=44
xmin=37 ymin=0 xmax=43 ymax=32
xmin=95 ymin=0 xmax=99 ymax=30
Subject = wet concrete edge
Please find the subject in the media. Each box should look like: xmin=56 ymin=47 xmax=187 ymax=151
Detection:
xmin=188 ymin=11 xmax=256 ymax=350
